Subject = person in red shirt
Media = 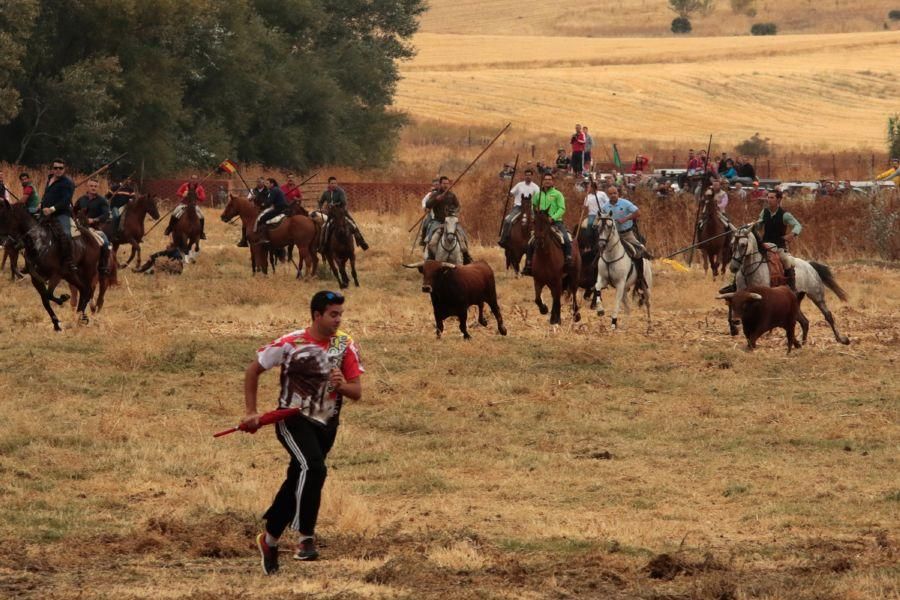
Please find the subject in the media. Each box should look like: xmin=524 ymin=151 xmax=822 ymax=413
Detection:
xmin=570 ymin=124 xmax=586 ymax=176
xmin=165 ymin=174 xmax=207 ymax=239
xmin=243 ymin=290 xmax=364 ymax=574
xmin=280 ymin=173 xmax=303 ymax=212
xmin=629 ymin=154 xmax=650 ymax=174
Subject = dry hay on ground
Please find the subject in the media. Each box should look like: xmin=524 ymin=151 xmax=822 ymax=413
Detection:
xmin=397 ymin=31 xmax=900 ymax=149
xmin=0 ymin=210 xmax=897 ymax=599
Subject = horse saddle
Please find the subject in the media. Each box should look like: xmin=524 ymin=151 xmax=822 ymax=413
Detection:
xmin=73 ymin=224 xmax=106 ymax=247
xmin=309 ymin=210 xmax=328 ymax=225
xmin=265 ymin=213 xmax=288 ymax=228
xmin=761 ymin=243 xmax=787 ymax=286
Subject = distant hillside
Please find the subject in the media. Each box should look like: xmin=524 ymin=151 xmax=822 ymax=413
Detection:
xmin=419 ymin=0 xmax=896 ymax=37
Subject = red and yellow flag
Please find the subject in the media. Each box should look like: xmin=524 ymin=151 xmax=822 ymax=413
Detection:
xmin=217 ymin=159 xmax=238 ymax=174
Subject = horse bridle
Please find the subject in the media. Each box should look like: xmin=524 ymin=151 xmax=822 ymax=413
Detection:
xmin=596 ymin=218 xmax=626 ymax=265
xmin=730 ymin=228 xmax=766 ymax=277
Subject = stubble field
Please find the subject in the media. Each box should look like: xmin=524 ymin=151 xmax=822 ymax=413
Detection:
xmin=0 ymin=204 xmax=898 ymax=598
xmin=396 ymin=30 xmax=900 ymax=150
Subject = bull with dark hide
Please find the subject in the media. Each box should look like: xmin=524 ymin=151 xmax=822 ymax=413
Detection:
xmin=716 ymin=285 xmax=805 ymax=353
xmin=404 ymin=260 xmax=507 ymax=339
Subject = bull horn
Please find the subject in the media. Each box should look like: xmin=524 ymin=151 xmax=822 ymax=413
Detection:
xmin=715 ymin=293 xmax=736 ymax=299
xmin=748 ymin=293 xmax=763 ymax=300
xmin=440 ymin=262 xmax=457 ymax=269
xmin=403 ymin=261 xmax=424 ymax=269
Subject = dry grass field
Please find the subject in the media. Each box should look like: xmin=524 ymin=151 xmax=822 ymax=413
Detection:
xmin=419 ymin=0 xmax=896 ymax=37
xmin=1 ymin=200 xmax=898 ymax=598
xmin=396 ymin=30 xmax=900 ymax=150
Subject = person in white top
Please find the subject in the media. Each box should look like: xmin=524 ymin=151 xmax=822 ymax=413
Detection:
xmin=584 ymin=179 xmax=610 ymax=230
xmin=499 ymin=168 xmax=540 ymax=247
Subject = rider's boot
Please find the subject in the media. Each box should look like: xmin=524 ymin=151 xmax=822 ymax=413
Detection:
xmin=522 ymin=243 xmax=535 ymax=276
xmin=462 ymin=251 xmax=473 ymax=265
xmin=200 ymin=218 xmax=207 ymax=240
xmin=784 ymin=267 xmax=797 ymax=292
xmin=354 ymin=231 xmax=369 ymax=251
xmin=98 ymin=245 xmax=111 ymax=276
xmin=58 ymin=235 xmax=79 ymax=276
xmin=163 ymin=215 xmax=177 ymax=236
xmin=563 ymin=240 xmax=574 ymax=268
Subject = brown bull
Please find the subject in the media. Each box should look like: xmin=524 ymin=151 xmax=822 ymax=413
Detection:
xmin=404 ymin=259 xmax=507 ymax=339
xmin=716 ymin=285 xmax=804 ymax=353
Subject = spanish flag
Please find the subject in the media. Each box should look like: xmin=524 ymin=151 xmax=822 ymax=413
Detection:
xmin=217 ymin=159 xmax=238 ymax=174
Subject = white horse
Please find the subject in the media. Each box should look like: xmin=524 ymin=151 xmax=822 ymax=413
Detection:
xmin=728 ymin=227 xmax=850 ymax=345
xmin=425 ymin=215 xmax=464 ymax=265
xmin=593 ymin=215 xmax=652 ymax=331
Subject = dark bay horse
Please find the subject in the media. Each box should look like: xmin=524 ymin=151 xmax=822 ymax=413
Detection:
xmin=1 ymin=236 xmax=24 ymax=280
xmin=532 ymin=210 xmax=581 ymax=325
xmin=503 ymin=196 xmax=531 ymax=276
xmin=108 ymin=194 xmax=160 ymax=268
xmin=697 ymin=196 xmax=731 ymax=278
xmin=323 ymin=204 xmax=359 ymax=288
xmin=0 ymin=202 xmax=104 ymax=330
xmin=172 ymin=191 xmax=202 ymax=257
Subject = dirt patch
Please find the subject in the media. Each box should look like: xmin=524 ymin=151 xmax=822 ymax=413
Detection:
xmin=645 ymin=552 xmax=725 ymax=580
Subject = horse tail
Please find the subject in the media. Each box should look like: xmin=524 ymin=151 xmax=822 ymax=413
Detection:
xmin=810 ymin=261 xmax=848 ymax=301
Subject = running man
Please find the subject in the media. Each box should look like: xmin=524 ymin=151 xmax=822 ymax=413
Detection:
xmin=243 ymin=290 xmax=364 ymax=575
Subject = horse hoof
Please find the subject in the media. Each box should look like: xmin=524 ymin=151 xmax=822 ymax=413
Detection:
xmin=59 ymin=294 xmax=71 ymax=304
xmin=538 ymin=305 xmax=548 ymax=315
xmin=478 ymin=318 xmax=488 ymax=327
xmin=498 ymin=325 xmax=508 ymax=336
xmin=79 ymin=316 xmax=89 ymax=325
xmin=573 ymin=312 xmax=581 ymax=323
xmin=839 ymin=336 xmax=850 ymax=345
xmin=596 ymin=309 xmax=605 ymax=316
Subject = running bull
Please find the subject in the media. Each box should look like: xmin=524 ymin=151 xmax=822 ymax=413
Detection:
xmin=404 ymin=260 xmax=507 ymax=339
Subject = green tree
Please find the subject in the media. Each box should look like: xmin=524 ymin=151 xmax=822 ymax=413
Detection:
xmin=668 ymin=0 xmax=715 ymax=19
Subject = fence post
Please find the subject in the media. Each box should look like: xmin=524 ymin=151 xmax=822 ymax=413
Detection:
xmin=531 ymin=144 xmax=535 ymax=158
xmin=766 ymin=159 xmax=770 ymax=179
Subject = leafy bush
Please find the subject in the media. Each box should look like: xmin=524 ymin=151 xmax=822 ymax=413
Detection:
xmin=888 ymin=9 xmax=900 ymax=20
xmin=889 ymin=115 xmax=900 ymax=160
xmin=671 ymin=17 xmax=693 ymax=33
xmin=735 ymin=133 xmax=770 ymax=157
xmin=751 ymin=22 xmax=777 ymax=35
xmin=730 ymin=0 xmax=756 ymax=15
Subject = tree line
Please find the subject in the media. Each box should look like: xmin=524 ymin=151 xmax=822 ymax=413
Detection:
xmin=0 ymin=0 xmax=425 ymax=176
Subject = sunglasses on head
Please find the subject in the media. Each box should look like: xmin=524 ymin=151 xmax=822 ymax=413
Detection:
xmin=323 ymin=291 xmax=344 ymax=301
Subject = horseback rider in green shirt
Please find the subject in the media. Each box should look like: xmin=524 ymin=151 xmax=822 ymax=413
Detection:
xmin=522 ymin=173 xmax=573 ymax=276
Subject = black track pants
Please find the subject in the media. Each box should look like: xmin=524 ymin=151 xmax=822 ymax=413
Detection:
xmin=263 ymin=415 xmax=337 ymax=538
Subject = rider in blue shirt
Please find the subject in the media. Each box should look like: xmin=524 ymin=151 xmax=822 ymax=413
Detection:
xmin=601 ymin=186 xmax=649 ymax=290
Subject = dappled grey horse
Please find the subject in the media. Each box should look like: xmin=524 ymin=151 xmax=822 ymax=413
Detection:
xmin=728 ymin=227 xmax=850 ymax=345
xmin=593 ymin=215 xmax=652 ymax=332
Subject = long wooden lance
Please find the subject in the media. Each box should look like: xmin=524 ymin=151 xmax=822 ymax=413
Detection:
xmin=665 ymin=223 xmax=750 ymax=259
xmin=73 ymin=152 xmax=129 ymax=189
xmin=687 ymin=134 xmax=713 ymax=266
xmin=408 ymin=122 xmax=512 ymax=233
xmin=498 ymin=153 xmax=519 ymax=237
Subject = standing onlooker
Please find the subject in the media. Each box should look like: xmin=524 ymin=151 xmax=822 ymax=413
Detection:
xmin=583 ymin=126 xmax=594 ymax=173
xmin=570 ymin=124 xmax=586 ymax=176
xmin=737 ymin=156 xmax=757 ymax=181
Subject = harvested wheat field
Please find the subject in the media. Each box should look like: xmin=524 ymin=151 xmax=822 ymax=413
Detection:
xmin=419 ymin=0 xmax=894 ymax=37
xmin=397 ymin=31 xmax=900 ymax=148
xmin=1 ymin=203 xmax=898 ymax=599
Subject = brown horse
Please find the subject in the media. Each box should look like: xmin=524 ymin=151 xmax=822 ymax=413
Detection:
xmin=323 ymin=204 xmax=359 ymax=288
xmin=172 ymin=191 xmax=202 ymax=257
xmin=503 ymin=196 xmax=532 ymax=276
xmin=1 ymin=237 xmax=24 ymax=280
xmin=697 ymin=196 xmax=731 ymax=279
xmin=532 ymin=210 xmax=581 ymax=325
xmin=0 ymin=202 xmax=105 ymax=330
xmin=251 ymin=214 xmax=319 ymax=278
xmin=107 ymin=194 xmax=160 ymax=268
xmin=221 ymin=194 xmax=263 ymax=273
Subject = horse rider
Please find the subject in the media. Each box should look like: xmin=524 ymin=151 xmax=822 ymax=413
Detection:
xmin=18 ymin=173 xmax=41 ymax=217
xmin=281 ymin=173 xmax=303 ymax=212
xmin=424 ymin=175 xmax=473 ymax=264
xmin=318 ymin=176 xmax=369 ymax=251
xmin=108 ymin=178 xmax=136 ymax=236
xmin=521 ymin=172 xmax=572 ymax=276
xmin=255 ymin=178 xmax=289 ymax=243
xmin=40 ymin=158 xmax=78 ymax=274
xmin=0 ymin=172 xmax=9 ymax=203
xmin=418 ymin=178 xmax=439 ymax=247
xmin=697 ymin=178 xmax=732 ymax=233
xmin=73 ymin=179 xmax=112 ymax=275
xmin=585 ymin=179 xmax=610 ymax=231
xmin=601 ymin=185 xmax=649 ymax=290
xmin=499 ymin=167 xmax=540 ymax=247
xmin=234 ymin=177 xmax=269 ymax=248
xmin=164 ymin=174 xmax=207 ymax=240
xmin=720 ymin=189 xmax=802 ymax=293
